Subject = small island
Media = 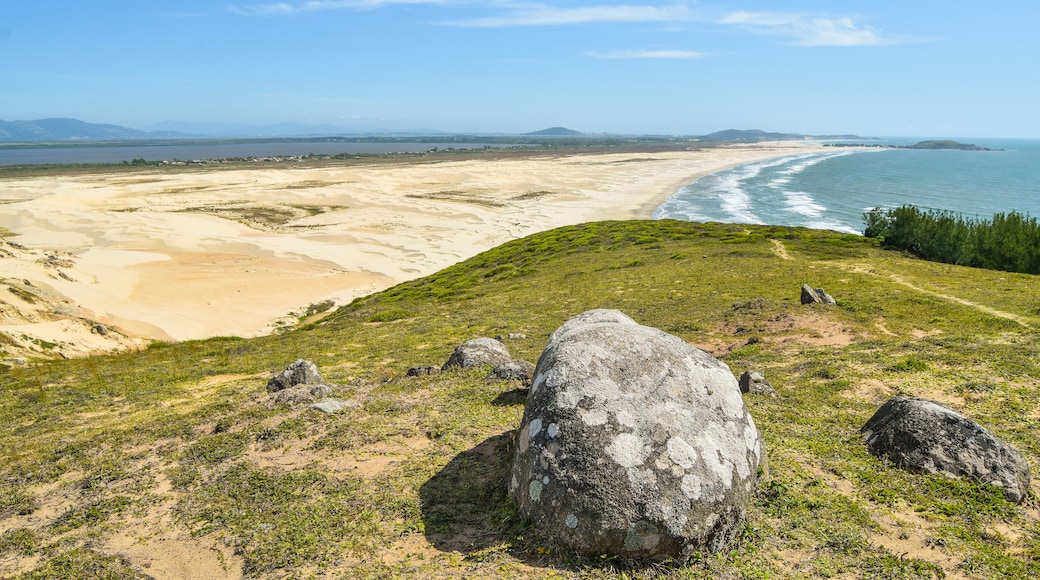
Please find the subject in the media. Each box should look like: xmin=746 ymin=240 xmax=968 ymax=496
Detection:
xmin=906 ymin=139 xmax=997 ymax=151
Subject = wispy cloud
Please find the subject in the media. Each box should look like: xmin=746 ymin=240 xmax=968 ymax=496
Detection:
xmin=720 ymin=11 xmax=913 ymax=47
xmin=233 ymin=0 xmax=452 ymax=16
xmin=585 ymin=49 xmax=706 ymax=60
xmin=442 ymin=4 xmax=694 ymax=27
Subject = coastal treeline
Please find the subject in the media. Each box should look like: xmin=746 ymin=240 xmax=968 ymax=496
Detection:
xmin=864 ymin=205 xmax=1040 ymax=274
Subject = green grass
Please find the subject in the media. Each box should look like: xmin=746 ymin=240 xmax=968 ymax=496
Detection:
xmin=2 ymin=219 xmax=1040 ymax=578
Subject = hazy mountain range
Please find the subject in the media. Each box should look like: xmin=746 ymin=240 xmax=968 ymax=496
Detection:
xmin=0 ymin=118 xmax=863 ymax=143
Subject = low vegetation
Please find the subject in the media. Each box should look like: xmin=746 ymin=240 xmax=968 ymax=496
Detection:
xmin=864 ymin=204 xmax=1040 ymax=274
xmin=2 ymin=220 xmax=1040 ymax=578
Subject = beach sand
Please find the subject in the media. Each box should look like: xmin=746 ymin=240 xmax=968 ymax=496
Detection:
xmin=0 ymin=142 xmax=826 ymax=361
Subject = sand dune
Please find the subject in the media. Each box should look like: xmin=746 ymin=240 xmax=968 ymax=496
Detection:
xmin=0 ymin=143 xmax=827 ymax=361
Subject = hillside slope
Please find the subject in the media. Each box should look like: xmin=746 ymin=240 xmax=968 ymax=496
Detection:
xmin=2 ymin=220 xmax=1039 ymax=578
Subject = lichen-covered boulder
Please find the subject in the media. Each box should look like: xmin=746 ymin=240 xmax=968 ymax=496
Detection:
xmin=441 ymin=337 xmax=513 ymax=371
xmin=861 ymin=397 xmax=1031 ymax=503
xmin=509 ymin=310 xmax=765 ymax=559
xmin=267 ymin=359 xmax=323 ymax=393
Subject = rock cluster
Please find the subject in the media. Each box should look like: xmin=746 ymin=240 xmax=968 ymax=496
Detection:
xmin=861 ymin=397 xmax=1030 ymax=503
xmin=266 ymin=359 xmax=344 ymax=410
xmin=800 ymin=284 xmax=836 ymax=305
xmin=509 ymin=309 xmax=765 ymax=559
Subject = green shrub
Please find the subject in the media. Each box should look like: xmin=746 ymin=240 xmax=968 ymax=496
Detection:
xmin=864 ymin=205 xmax=1040 ymax=274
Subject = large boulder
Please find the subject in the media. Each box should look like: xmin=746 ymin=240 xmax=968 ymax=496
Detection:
xmin=509 ymin=310 xmax=765 ymax=559
xmin=441 ymin=337 xmax=513 ymax=370
xmin=861 ymin=397 xmax=1030 ymax=503
xmin=267 ymin=359 xmax=323 ymax=393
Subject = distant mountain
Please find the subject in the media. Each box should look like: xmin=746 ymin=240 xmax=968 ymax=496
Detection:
xmin=699 ymin=129 xmax=804 ymax=143
xmin=526 ymin=127 xmax=583 ymax=136
xmin=143 ymin=121 xmax=448 ymax=138
xmin=699 ymin=129 xmax=868 ymax=143
xmin=0 ymin=118 xmax=186 ymax=142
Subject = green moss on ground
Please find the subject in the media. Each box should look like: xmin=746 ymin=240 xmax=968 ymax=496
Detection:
xmin=2 ymin=220 xmax=1039 ymax=578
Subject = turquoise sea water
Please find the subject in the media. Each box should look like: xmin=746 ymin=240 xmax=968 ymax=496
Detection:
xmin=654 ymin=138 xmax=1040 ymax=235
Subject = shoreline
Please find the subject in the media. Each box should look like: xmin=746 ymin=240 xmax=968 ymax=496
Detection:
xmin=0 ymin=142 xmax=828 ymax=362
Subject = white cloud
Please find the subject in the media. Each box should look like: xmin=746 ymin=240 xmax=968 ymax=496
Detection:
xmin=585 ymin=49 xmax=706 ymax=59
xmin=720 ymin=11 xmax=910 ymax=47
xmin=233 ymin=0 xmax=452 ymax=16
xmin=443 ymin=4 xmax=694 ymax=27
xmin=719 ymin=11 xmax=800 ymax=27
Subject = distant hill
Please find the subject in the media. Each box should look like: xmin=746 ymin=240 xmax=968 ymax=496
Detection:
xmin=906 ymin=140 xmax=996 ymax=151
xmin=700 ymin=129 xmax=868 ymax=143
xmin=0 ymin=118 xmax=449 ymax=142
xmin=142 ymin=121 xmax=449 ymax=138
xmin=0 ymin=118 xmax=187 ymax=142
xmin=526 ymin=127 xmax=583 ymax=136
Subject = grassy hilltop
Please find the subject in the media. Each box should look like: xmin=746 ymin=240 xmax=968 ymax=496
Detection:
xmin=2 ymin=220 xmax=1040 ymax=578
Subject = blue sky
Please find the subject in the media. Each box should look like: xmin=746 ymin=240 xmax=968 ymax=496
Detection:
xmin=2 ymin=1 xmax=1038 ymax=137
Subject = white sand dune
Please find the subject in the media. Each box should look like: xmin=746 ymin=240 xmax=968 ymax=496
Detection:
xmin=0 ymin=143 xmax=826 ymax=360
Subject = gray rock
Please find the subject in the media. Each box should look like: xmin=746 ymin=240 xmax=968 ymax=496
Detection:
xmin=488 ymin=360 xmax=536 ymax=385
xmin=267 ymin=359 xmax=323 ymax=393
xmin=738 ymin=371 xmax=777 ymax=397
xmin=407 ymin=366 xmax=440 ymax=377
xmin=441 ymin=337 xmax=513 ymax=371
xmin=272 ymin=383 xmax=333 ymax=405
xmin=92 ymin=324 xmax=108 ymax=336
xmin=818 ymin=289 xmax=836 ymax=305
xmin=800 ymin=284 xmax=836 ymax=305
xmin=312 ymin=399 xmax=350 ymax=414
xmin=509 ymin=310 xmax=765 ymax=559
xmin=861 ymin=397 xmax=1030 ymax=503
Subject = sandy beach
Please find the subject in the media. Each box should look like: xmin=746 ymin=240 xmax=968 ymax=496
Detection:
xmin=0 ymin=142 xmax=827 ymax=361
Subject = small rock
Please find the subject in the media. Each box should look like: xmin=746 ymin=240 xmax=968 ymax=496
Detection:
xmin=800 ymin=284 xmax=836 ymax=305
xmin=273 ymin=385 xmax=317 ymax=405
xmin=861 ymin=397 xmax=1030 ymax=503
xmin=738 ymin=370 xmax=777 ymax=397
xmin=406 ymin=366 xmax=440 ymax=377
xmin=267 ymin=359 xmax=323 ymax=393
xmin=312 ymin=399 xmax=350 ymax=414
xmin=442 ymin=338 xmax=513 ymax=370
xmin=817 ymin=288 xmax=836 ymax=305
xmin=92 ymin=324 xmax=108 ymax=336
xmin=488 ymin=360 xmax=536 ymax=385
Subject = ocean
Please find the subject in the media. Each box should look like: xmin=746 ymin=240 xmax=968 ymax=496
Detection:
xmin=654 ymin=138 xmax=1040 ymax=235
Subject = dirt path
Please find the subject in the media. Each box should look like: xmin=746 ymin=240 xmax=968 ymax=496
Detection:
xmin=770 ymin=239 xmax=791 ymax=260
xmin=842 ymin=264 xmax=1032 ymax=328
